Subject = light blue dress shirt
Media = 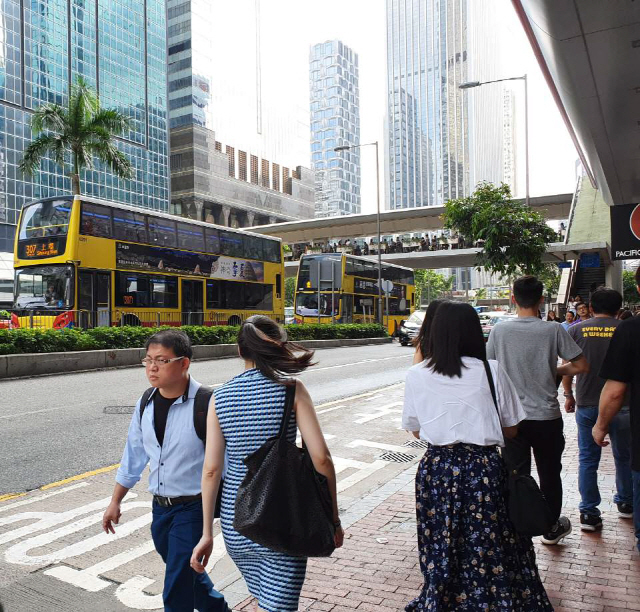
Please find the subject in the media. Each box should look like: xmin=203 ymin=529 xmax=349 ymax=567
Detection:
xmin=116 ymin=376 xmax=206 ymax=497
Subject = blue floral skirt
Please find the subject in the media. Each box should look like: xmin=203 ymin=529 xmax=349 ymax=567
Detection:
xmin=406 ymin=443 xmax=553 ymax=611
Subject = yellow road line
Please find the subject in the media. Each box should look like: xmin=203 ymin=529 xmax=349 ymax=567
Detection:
xmin=40 ymin=463 xmax=120 ymax=490
xmin=0 ymin=492 xmax=27 ymax=503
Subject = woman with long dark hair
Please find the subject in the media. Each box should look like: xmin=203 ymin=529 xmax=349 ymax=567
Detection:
xmin=412 ymin=298 xmax=447 ymax=364
xmin=402 ymin=302 xmax=552 ymax=611
xmin=191 ymin=315 xmax=343 ymax=612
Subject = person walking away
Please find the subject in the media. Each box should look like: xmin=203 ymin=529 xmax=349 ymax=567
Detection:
xmin=561 ymin=310 xmax=575 ymax=330
xmin=190 ymin=315 xmax=343 ymax=612
xmin=102 ymin=329 xmax=229 ymax=612
xmin=593 ymin=266 xmax=640 ymax=555
xmin=575 ymin=301 xmax=590 ymax=323
xmin=487 ymin=276 xmax=589 ymax=545
xmin=412 ymin=299 xmax=447 ymax=364
xmin=402 ymin=301 xmax=552 ymax=611
xmin=562 ymin=288 xmax=633 ymax=531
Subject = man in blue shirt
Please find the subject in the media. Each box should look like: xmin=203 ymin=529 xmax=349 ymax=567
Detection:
xmin=561 ymin=310 xmax=575 ymax=331
xmin=102 ymin=329 xmax=229 ymax=612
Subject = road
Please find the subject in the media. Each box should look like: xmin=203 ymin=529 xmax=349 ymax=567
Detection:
xmin=0 ymin=342 xmax=415 ymax=495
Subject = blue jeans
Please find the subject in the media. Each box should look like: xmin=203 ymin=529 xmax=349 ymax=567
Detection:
xmin=575 ymin=406 xmax=633 ymax=516
xmin=151 ymin=499 xmax=229 ymax=612
xmin=634 ymin=470 xmax=640 ymax=553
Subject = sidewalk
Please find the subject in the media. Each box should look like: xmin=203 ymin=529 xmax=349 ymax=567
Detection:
xmin=234 ymin=410 xmax=640 ymax=612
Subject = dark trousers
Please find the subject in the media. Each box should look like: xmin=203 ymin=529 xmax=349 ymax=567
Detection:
xmin=502 ymin=417 xmax=565 ymax=524
xmin=151 ymin=499 xmax=229 ymax=612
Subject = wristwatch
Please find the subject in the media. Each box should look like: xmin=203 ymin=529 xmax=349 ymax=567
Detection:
xmin=563 ymin=392 xmax=574 ymax=397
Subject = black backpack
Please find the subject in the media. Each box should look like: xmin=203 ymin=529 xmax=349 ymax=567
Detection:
xmin=139 ymin=384 xmax=222 ymax=517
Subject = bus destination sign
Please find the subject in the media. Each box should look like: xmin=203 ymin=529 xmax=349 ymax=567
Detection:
xmin=18 ymin=237 xmax=65 ymax=259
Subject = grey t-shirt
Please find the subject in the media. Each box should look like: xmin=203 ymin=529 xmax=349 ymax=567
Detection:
xmin=486 ymin=317 xmax=582 ymax=420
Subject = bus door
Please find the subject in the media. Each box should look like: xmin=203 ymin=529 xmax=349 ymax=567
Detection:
xmin=181 ymin=279 xmax=203 ymax=326
xmin=341 ymin=294 xmax=353 ymax=323
xmin=78 ymin=271 xmax=111 ymax=327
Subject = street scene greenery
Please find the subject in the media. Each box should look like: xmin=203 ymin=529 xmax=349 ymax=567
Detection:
xmin=414 ymin=269 xmax=454 ymax=305
xmin=0 ymin=323 xmax=388 ymax=355
xmin=623 ymin=270 xmax=640 ymax=305
xmin=443 ymin=182 xmax=558 ymax=277
xmin=19 ymin=77 xmax=133 ymax=194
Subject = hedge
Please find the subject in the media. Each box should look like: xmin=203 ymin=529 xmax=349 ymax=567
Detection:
xmin=0 ymin=323 xmax=387 ymax=355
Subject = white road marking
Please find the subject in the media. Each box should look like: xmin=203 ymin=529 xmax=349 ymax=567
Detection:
xmin=336 ymin=460 xmax=388 ymax=492
xmin=0 ymin=483 xmax=89 ymax=514
xmin=354 ymin=402 xmax=403 ymax=424
xmin=346 ymin=439 xmax=418 ymax=454
xmin=317 ymin=405 xmax=346 ymax=415
xmin=305 ymin=355 xmax=408 ymax=374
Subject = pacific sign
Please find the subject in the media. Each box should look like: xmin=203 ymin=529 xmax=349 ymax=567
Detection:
xmin=611 ymin=203 xmax=640 ymax=260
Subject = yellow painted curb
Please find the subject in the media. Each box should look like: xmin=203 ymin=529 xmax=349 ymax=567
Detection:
xmin=40 ymin=463 xmax=121 ymax=490
xmin=0 ymin=492 xmax=27 ymax=502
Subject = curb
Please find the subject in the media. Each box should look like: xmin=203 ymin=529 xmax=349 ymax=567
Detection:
xmin=0 ymin=337 xmax=392 ymax=379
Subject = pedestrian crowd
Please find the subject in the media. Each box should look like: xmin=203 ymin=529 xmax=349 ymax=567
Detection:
xmin=99 ymin=270 xmax=640 ymax=612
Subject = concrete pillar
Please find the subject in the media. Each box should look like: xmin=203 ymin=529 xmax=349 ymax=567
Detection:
xmin=219 ymin=205 xmax=231 ymax=227
xmin=605 ymin=259 xmax=623 ymax=293
xmin=245 ymin=211 xmax=256 ymax=227
xmin=268 ymin=216 xmax=277 ymax=225
xmin=193 ymin=199 xmax=204 ymax=221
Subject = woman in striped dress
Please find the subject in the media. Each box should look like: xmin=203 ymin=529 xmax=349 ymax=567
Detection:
xmin=191 ymin=315 xmax=344 ymax=612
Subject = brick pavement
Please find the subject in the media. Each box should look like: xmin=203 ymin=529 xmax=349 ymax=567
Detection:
xmin=234 ymin=411 xmax=640 ymax=612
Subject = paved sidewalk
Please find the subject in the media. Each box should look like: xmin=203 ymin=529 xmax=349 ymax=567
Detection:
xmin=234 ymin=409 xmax=640 ymax=612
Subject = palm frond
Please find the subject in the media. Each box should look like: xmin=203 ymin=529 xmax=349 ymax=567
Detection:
xmin=85 ymin=108 xmax=132 ymax=136
xmin=88 ymin=140 xmax=134 ymax=179
xmin=69 ymin=77 xmax=99 ymax=133
xmin=18 ymin=133 xmax=68 ymax=176
xmin=30 ymin=104 xmax=68 ymax=135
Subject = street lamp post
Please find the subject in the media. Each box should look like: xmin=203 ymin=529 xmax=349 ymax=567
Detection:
xmin=459 ymin=74 xmax=529 ymax=207
xmin=334 ymin=141 xmax=383 ymax=326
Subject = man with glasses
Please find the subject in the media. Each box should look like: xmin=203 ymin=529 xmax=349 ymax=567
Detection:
xmin=102 ymin=329 xmax=229 ymax=612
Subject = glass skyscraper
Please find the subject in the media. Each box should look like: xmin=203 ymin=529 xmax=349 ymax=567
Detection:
xmin=385 ymin=0 xmax=509 ymax=209
xmin=0 ymin=0 xmax=169 ymax=252
xmin=310 ymin=40 xmax=361 ymax=218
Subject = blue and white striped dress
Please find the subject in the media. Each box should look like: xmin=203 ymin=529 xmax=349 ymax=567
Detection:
xmin=214 ymin=368 xmax=307 ymax=612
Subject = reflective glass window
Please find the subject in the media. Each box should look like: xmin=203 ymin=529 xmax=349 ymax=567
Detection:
xmin=263 ymin=239 xmax=281 ymax=263
xmin=150 ymin=276 xmax=178 ymax=308
xmin=81 ymin=203 xmax=112 ymax=238
xmin=205 ymin=228 xmax=220 ymax=254
xmin=220 ymin=231 xmax=243 ymax=257
xmin=113 ymin=210 xmax=148 ymax=243
xmin=148 ymin=219 xmax=177 ymax=247
xmin=243 ymin=235 xmax=263 ymax=260
xmin=177 ymin=222 xmax=204 ymax=252
xmin=115 ymin=272 xmax=150 ymax=307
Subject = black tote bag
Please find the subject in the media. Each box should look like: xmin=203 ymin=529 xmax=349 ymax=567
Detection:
xmin=483 ymin=361 xmax=554 ymax=537
xmin=233 ymin=383 xmax=336 ymax=557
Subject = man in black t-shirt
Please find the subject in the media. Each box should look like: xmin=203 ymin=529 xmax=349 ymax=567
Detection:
xmin=594 ymin=267 xmax=640 ymax=555
xmin=563 ymin=288 xmax=632 ymax=532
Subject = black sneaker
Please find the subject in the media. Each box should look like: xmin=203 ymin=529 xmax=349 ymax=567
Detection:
xmin=579 ymin=513 xmax=603 ymax=532
xmin=617 ymin=503 xmax=633 ymax=519
xmin=540 ymin=516 xmax=572 ymax=545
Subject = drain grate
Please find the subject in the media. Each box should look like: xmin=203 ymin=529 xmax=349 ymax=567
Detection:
xmin=379 ymin=451 xmax=416 ymax=463
xmin=103 ymin=406 xmax=136 ymax=415
xmin=403 ymin=439 xmax=430 ymax=449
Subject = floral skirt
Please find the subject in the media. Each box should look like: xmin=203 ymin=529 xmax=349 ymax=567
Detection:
xmin=406 ymin=443 xmax=553 ymax=611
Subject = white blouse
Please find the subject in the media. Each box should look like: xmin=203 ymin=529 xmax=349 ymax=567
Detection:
xmin=402 ymin=357 xmax=526 ymax=447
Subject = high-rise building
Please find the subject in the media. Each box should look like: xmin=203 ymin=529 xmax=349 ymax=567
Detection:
xmin=167 ymin=0 xmax=314 ymax=227
xmin=385 ymin=0 xmax=513 ymax=210
xmin=0 ymin=0 xmax=170 ymax=253
xmin=309 ymin=40 xmax=361 ymax=218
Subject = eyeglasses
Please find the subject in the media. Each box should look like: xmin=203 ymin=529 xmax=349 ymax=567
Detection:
xmin=141 ymin=356 xmax=185 ymax=367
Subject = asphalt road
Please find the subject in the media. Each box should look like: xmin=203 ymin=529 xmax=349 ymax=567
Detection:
xmin=0 ymin=342 xmax=415 ymax=495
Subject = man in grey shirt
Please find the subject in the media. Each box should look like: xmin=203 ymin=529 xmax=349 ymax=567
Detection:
xmin=487 ymin=276 xmax=588 ymax=545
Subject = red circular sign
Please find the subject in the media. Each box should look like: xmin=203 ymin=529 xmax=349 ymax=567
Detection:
xmin=631 ymin=204 xmax=640 ymax=241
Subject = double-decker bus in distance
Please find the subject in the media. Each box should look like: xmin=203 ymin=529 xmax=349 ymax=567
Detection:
xmin=294 ymin=253 xmax=415 ymax=334
xmin=13 ymin=196 xmax=284 ymax=329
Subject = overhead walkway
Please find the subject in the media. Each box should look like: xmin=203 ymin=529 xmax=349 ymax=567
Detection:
xmin=251 ymin=193 xmax=572 ymax=244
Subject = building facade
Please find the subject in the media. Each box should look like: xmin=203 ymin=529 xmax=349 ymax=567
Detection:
xmin=0 ymin=0 xmax=170 ymax=252
xmin=309 ymin=40 xmax=361 ymax=218
xmin=167 ymin=0 xmax=314 ymax=227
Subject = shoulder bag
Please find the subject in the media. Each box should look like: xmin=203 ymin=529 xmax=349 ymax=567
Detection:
xmin=233 ymin=382 xmax=336 ymax=557
xmin=483 ymin=361 xmax=554 ymax=537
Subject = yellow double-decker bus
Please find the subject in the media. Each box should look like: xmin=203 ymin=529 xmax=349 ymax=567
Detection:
xmin=293 ymin=253 xmax=415 ymax=334
xmin=12 ymin=195 xmax=284 ymax=329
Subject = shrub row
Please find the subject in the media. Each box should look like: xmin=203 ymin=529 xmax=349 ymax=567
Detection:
xmin=0 ymin=323 xmax=387 ymax=355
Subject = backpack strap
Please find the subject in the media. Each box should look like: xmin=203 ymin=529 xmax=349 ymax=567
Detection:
xmin=193 ymin=385 xmax=214 ymax=444
xmin=139 ymin=387 xmax=157 ymax=423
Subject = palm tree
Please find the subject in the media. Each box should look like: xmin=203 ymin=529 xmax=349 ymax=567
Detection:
xmin=19 ymin=77 xmax=134 ymax=195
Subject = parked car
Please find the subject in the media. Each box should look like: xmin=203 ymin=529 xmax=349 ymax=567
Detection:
xmin=481 ymin=314 xmax=513 ymax=340
xmin=398 ymin=310 xmax=425 ymax=346
xmin=284 ymin=306 xmax=295 ymax=325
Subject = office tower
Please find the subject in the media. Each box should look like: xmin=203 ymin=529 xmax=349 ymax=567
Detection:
xmin=0 ymin=0 xmax=170 ymax=253
xmin=167 ymin=0 xmax=314 ymax=227
xmin=385 ymin=0 xmax=510 ymax=210
xmin=309 ymin=40 xmax=361 ymax=218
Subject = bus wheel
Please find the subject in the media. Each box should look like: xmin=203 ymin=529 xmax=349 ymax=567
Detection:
xmin=227 ymin=315 xmax=242 ymax=327
xmin=120 ymin=314 xmax=141 ymax=327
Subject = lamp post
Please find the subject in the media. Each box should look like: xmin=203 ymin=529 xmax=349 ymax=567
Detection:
xmin=334 ymin=141 xmax=383 ymax=325
xmin=459 ymin=74 xmax=529 ymax=207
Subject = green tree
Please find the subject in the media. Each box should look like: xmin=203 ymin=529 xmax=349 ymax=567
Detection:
xmin=414 ymin=269 xmax=454 ymax=305
xmin=285 ymin=277 xmax=296 ymax=307
xmin=475 ymin=288 xmax=487 ymax=300
xmin=19 ymin=77 xmax=133 ymax=195
xmin=443 ymin=182 xmax=557 ymax=277
xmin=538 ymin=263 xmax=561 ymax=301
xmin=623 ymin=270 xmax=640 ymax=305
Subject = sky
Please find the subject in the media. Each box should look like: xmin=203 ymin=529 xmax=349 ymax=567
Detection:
xmin=211 ymin=0 xmax=580 ymax=213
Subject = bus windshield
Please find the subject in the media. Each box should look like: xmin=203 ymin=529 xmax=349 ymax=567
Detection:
xmin=14 ymin=265 xmax=74 ymax=310
xmin=295 ymin=293 xmax=338 ymax=316
xmin=19 ymin=199 xmax=72 ymax=240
